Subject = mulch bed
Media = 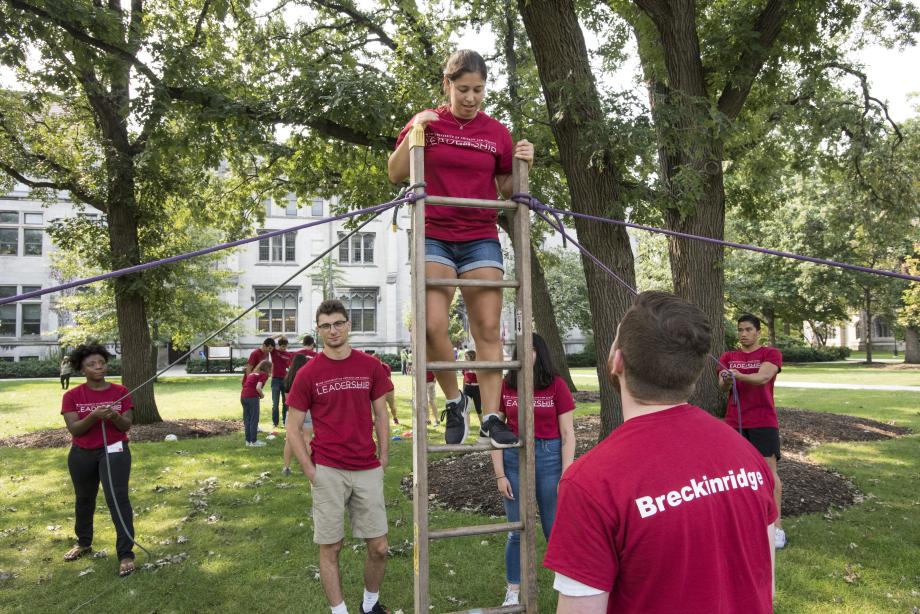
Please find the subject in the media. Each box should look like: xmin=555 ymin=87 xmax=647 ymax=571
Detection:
xmin=401 ymin=407 xmax=910 ymax=519
xmin=0 ymin=419 xmax=242 ymax=449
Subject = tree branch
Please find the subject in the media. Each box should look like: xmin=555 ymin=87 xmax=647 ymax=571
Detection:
xmin=0 ymin=161 xmax=106 ymax=210
xmin=309 ymin=0 xmax=397 ymax=50
xmin=716 ymin=0 xmax=787 ymax=119
xmin=821 ymin=61 xmax=903 ymax=144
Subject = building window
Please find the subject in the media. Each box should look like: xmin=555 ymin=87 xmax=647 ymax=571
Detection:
xmin=286 ymin=194 xmax=298 ymax=217
xmin=263 ymin=196 xmax=273 ymax=217
xmin=255 ymin=287 xmax=299 ymax=333
xmin=874 ymin=318 xmax=892 ymax=338
xmin=24 ymin=213 xmax=42 ymax=225
xmin=338 ymin=232 xmax=375 ymax=264
xmin=0 ymin=285 xmax=40 ymax=337
xmin=339 ymin=288 xmax=377 ymax=332
xmin=0 ymin=286 xmax=15 ymax=336
xmin=311 ymin=198 xmax=324 ymax=217
xmin=0 ymin=228 xmax=16 ymax=255
xmin=258 ymin=230 xmax=296 ymax=262
xmin=23 ymin=229 xmax=43 ymax=256
xmin=0 ymin=212 xmax=16 ymax=224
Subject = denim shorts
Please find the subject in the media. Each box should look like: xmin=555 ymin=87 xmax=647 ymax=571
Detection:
xmin=425 ymin=238 xmax=504 ymax=274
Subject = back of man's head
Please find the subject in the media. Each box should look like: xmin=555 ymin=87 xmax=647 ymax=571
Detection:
xmin=262 ymin=337 xmax=277 ymax=349
xmin=302 ymin=334 xmax=315 ymax=348
xmin=616 ymin=291 xmax=712 ymax=404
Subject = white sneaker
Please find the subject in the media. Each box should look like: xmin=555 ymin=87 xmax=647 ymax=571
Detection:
xmin=244 ymin=441 xmax=252 ymax=447
xmin=502 ymin=587 xmax=520 ymax=606
xmin=251 ymin=440 xmax=267 ymax=447
xmin=774 ymin=527 xmax=787 ymax=549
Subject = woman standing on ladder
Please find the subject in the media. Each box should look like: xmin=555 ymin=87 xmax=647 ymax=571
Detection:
xmin=388 ymin=49 xmax=534 ymax=447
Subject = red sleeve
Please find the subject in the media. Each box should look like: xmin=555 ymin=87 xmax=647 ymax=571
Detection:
xmin=61 ymin=389 xmax=76 ymax=414
xmin=247 ymin=350 xmax=260 ymax=367
xmin=758 ymin=457 xmax=779 ymax=525
xmin=543 ymin=479 xmax=618 ymax=592
xmin=717 ymin=351 xmax=731 ymax=372
xmin=395 ymin=110 xmax=436 ymax=149
xmin=765 ymin=347 xmax=782 ymax=371
xmin=371 ymin=360 xmax=395 ymax=401
xmin=286 ymin=368 xmax=312 ymax=411
xmin=259 ymin=372 xmax=269 ymax=385
xmin=554 ymin=377 xmax=576 ymax=415
xmin=496 ymin=124 xmax=514 ymax=175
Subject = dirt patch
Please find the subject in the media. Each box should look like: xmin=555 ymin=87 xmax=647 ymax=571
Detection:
xmin=0 ymin=419 xmax=242 ymax=449
xmin=402 ymin=408 xmax=909 ymax=519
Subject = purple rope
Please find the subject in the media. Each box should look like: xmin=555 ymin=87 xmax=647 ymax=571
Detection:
xmin=516 ymin=195 xmax=920 ymax=284
xmin=531 ymin=205 xmax=743 ymax=430
xmin=0 ymin=194 xmax=423 ymax=306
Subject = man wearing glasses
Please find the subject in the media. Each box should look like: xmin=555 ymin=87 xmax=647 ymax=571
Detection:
xmin=286 ymin=299 xmax=394 ymax=614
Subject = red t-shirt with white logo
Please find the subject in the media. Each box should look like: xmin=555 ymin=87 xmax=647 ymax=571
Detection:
xmin=271 ymin=349 xmax=292 ymax=378
xmin=501 ymin=376 xmax=575 ymax=439
xmin=241 ymin=371 xmax=268 ymax=398
xmin=544 ymin=404 xmax=777 ymax=614
xmin=61 ymin=383 xmax=133 ymax=450
xmin=286 ymin=350 xmax=394 ymax=470
xmin=396 ymin=107 xmax=514 ymax=242
xmin=719 ymin=346 xmax=783 ymax=429
xmin=463 ymin=370 xmax=478 ymax=385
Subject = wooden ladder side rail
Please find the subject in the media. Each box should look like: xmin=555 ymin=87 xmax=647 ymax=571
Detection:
xmin=511 ymin=159 xmax=537 ymax=612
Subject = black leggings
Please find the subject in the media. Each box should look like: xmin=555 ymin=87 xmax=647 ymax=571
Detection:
xmin=67 ymin=444 xmax=135 ymax=560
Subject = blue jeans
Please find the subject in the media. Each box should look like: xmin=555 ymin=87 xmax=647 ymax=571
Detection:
xmin=503 ymin=438 xmax=562 ymax=584
xmin=241 ymin=397 xmax=260 ymax=443
xmin=425 ymin=237 xmax=504 ymax=274
xmin=271 ymin=377 xmax=287 ymax=426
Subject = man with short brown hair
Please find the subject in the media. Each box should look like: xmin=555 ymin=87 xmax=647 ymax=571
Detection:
xmin=286 ymin=299 xmax=393 ymax=614
xmin=545 ymin=292 xmax=777 ymax=614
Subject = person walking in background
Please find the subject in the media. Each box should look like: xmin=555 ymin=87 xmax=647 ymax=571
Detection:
xmin=367 ymin=351 xmax=400 ymax=425
xmin=282 ymin=353 xmax=311 ymax=476
xmin=241 ymin=359 xmax=271 ymax=447
xmin=426 ymin=370 xmax=440 ymax=426
xmin=271 ymin=337 xmax=294 ymax=428
xmin=61 ymin=344 xmax=136 ymax=577
xmin=59 ymin=354 xmax=73 ymax=390
xmin=491 ymin=333 xmax=576 ymax=606
xmin=462 ymin=349 xmax=482 ymax=429
xmin=297 ymin=334 xmax=318 ymax=358
xmin=400 ymin=347 xmax=409 ymax=375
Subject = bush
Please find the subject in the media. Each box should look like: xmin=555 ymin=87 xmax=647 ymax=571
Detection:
xmin=185 ymin=357 xmax=248 ymax=374
xmin=0 ymin=358 xmax=122 ymax=378
xmin=377 ymin=353 xmax=402 ymax=371
xmin=778 ymin=345 xmax=850 ymax=363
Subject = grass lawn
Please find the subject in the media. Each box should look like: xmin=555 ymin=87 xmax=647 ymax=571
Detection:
xmin=1 ymin=367 xmax=919 ymax=612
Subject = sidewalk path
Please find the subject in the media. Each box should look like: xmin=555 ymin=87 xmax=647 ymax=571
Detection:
xmin=569 ymin=372 xmax=920 ymax=393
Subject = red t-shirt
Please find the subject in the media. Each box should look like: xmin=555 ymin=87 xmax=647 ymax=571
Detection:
xmin=61 ymin=383 xmax=133 ymax=450
xmin=719 ymin=346 xmax=783 ymax=429
xmin=380 ymin=362 xmax=392 ymax=377
xmin=544 ymin=404 xmax=777 ymax=614
xmin=426 ymin=370 xmax=435 ymax=383
xmin=396 ymin=107 xmax=514 ymax=242
xmin=463 ymin=370 xmax=478 ymax=385
xmin=295 ymin=348 xmax=317 ymax=358
xmin=501 ymin=376 xmax=575 ymax=439
xmin=286 ymin=350 xmax=394 ymax=470
xmin=241 ymin=371 xmax=269 ymax=398
xmin=271 ymin=349 xmax=293 ymax=378
xmin=243 ymin=348 xmax=269 ymax=383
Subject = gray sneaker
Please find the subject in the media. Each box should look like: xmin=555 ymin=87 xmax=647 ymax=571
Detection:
xmin=281 ymin=466 xmax=291 ymax=476
xmin=480 ymin=415 xmax=519 ymax=448
xmin=441 ymin=394 xmax=470 ymax=444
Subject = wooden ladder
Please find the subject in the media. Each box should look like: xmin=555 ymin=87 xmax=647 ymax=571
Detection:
xmin=407 ymin=123 xmax=538 ymax=613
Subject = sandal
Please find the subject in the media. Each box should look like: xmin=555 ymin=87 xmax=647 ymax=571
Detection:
xmin=118 ymin=558 xmax=135 ymax=577
xmin=64 ymin=545 xmax=92 ymax=561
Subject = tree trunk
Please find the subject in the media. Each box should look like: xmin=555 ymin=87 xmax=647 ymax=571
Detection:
xmin=106 ymin=158 xmax=161 ymax=423
xmin=498 ymin=217 xmax=576 ymax=391
xmin=518 ymin=0 xmax=637 ymax=438
xmin=764 ymin=308 xmax=776 ymax=346
xmin=905 ymin=326 xmax=920 ymax=364
xmin=864 ymin=288 xmax=873 ymax=364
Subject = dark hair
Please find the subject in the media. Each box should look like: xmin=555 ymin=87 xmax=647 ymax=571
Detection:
xmin=283 ymin=353 xmax=309 ymax=393
xmin=615 ymin=292 xmax=712 ymax=403
xmin=262 ymin=337 xmax=277 ymax=348
xmin=315 ymin=299 xmax=348 ymax=323
xmin=277 ymin=336 xmax=289 ymax=347
xmin=69 ymin=343 xmax=113 ymax=372
xmin=504 ymin=333 xmax=558 ymax=391
xmin=737 ymin=314 xmax=761 ymax=331
xmin=302 ymin=335 xmax=315 ymax=347
xmin=442 ymin=50 xmax=488 ymax=92
xmin=365 ymin=349 xmax=376 ymax=355
xmin=465 ymin=349 xmax=476 ymax=360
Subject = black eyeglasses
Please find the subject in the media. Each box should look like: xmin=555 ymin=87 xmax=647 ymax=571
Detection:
xmin=317 ymin=320 xmax=349 ymax=332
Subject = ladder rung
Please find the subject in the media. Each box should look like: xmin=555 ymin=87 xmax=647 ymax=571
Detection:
xmin=428 ymin=441 xmax=522 ymax=454
xmin=429 ymin=521 xmax=523 ymax=541
xmin=427 ymin=278 xmax=520 ymax=288
xmin=427 ymin=360 xmax=520 ymax=371
xmin=445 ymin=606 xmax=526 ymax=614
xmin=426 ymin=195 xmax=519 ymax=210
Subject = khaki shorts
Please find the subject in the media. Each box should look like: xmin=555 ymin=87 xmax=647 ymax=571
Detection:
xmin=312 ymin=464 xmax=387 ymax=544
